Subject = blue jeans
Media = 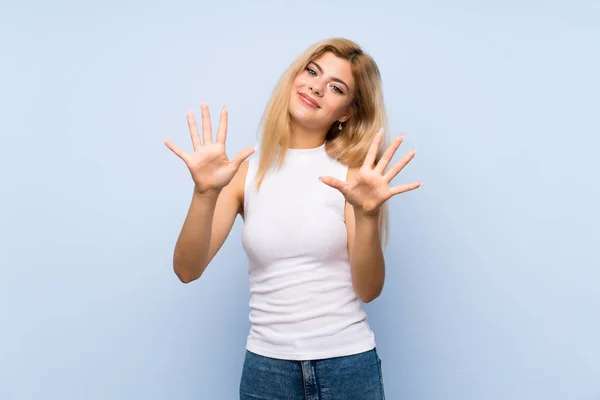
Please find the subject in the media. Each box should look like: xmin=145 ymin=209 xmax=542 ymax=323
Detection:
xmin=239 ymin=348 xmax=385 ymax=399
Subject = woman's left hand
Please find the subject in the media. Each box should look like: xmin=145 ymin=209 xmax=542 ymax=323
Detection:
xmin=319 ymin=129 xmax=422 ymax=217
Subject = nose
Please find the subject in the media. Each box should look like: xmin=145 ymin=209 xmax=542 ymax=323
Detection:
xmin=309 ymin=80 xmax=325 ymax=96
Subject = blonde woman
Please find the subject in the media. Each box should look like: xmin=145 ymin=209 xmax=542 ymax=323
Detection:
xmin=164 ymin=38 xmax=421 ymax=399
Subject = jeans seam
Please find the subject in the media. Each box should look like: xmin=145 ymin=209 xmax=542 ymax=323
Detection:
xmin=375 ymin=350 xmax=385 ymax=400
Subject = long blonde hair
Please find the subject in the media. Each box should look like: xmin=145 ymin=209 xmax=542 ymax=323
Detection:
xmin=256 ymin=38 xmax=391 ymax=244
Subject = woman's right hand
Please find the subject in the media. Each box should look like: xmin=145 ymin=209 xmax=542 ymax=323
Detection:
xmin=164 ymin=104 xmax=256 ymax=196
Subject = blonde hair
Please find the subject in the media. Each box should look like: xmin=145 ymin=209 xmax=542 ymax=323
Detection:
xmin=256 ymin=38 xmax=391 ymax=244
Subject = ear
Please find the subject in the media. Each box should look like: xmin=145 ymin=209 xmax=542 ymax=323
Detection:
xmin=338 ymin=101 xmax=354 ymax=123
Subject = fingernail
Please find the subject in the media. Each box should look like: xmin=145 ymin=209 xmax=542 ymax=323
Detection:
xmin=253 ymin=144 xmax=259 ymax=151
xmin=419 ymin=182 xmax=424 ymax=187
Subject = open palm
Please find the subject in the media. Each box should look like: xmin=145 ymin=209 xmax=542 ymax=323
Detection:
xmin=164 ymin=104 xmax=255 ymax=195
xmin=319 ymin=129 xmax=422 ymax=215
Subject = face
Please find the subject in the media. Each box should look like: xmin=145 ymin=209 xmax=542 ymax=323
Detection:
xmin=288 ymin=52 xmax=355 ymax=131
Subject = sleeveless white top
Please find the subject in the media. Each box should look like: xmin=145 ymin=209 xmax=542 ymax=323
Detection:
xmin=241 ymin=143 xmax=376 ymax=360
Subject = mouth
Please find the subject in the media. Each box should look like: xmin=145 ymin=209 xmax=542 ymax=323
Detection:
xmin=298 ymin=93 xmax=320 ymax=108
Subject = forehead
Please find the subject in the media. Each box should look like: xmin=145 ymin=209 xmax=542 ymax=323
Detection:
xmin=310 ymin=52 xmax=354 ymax=85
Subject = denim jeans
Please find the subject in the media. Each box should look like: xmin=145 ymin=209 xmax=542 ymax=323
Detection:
xmin=239 ymin=348 xmax=385 ymax=400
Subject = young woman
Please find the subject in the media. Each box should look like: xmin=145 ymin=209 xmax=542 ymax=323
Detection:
xmin=164 ymin=38 xmax=421 ymax=400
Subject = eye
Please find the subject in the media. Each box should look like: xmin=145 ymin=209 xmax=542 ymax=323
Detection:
xmin=330 ymin=85 xmax=344 ymax=95
xmin=306 ymin=67 xmax=317 ymax=76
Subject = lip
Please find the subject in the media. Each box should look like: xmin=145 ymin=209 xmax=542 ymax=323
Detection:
xmin=298 ymin=93 xmax=320 ymax=108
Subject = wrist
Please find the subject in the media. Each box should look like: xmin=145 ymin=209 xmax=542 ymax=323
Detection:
xmin=193 ymin=187 xmax=222 ymax=201
xmin=353 ymin=206 xmax=381 ymax=221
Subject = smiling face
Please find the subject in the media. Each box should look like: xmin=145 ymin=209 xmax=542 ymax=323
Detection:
xmin=288 ymin=51 xmax=355 ymax=132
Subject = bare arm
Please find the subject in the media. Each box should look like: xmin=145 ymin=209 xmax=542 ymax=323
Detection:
xmin=164 ymin=104 xmax=254 ymax=283
xmin=173 ymin=163 xmax=247 ymax=283
xmin=320 ymin=130 xmax=421 ymax=303
xmin=344 ymin=176 xmax=385 ymax=303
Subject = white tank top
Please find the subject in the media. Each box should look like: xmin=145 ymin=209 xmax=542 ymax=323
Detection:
xmin=241 ymin=143 xmax=376 ymax=360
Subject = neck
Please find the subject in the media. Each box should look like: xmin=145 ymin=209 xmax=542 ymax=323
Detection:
xmin=289 ymin=122 xmax=327 ymax=149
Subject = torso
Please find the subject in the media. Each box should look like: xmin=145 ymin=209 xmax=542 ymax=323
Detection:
xmin=237 ymin=145 xmax=375 ymax=360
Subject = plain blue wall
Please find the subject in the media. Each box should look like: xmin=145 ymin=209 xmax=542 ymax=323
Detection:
xmin=1 ymin=1 xmax=599 ymax=399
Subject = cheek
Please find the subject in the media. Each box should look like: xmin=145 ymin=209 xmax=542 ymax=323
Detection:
xmin=292 ymin=74 xmax=308 ymax=88
xmin=325 ymin=98 xmax=351 ymax=117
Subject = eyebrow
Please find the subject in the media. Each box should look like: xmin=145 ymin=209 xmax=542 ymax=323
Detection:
xmin=310 ymin=61 xmax=351 ymax=92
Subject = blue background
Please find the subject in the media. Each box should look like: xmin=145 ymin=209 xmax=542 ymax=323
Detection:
xmin=1 ymin=1 xmax=599 ymax=399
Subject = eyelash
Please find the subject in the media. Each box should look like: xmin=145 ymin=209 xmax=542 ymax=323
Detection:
xmin=305 ymin=67 xmax=345 ymax=94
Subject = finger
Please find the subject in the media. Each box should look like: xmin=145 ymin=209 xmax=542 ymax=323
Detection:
xmin=186 ymin=111 xmax=202 ymax=151
xmin=318 ymin=176 xmax=346 ymax=192
xmin=216 ymin=106 xmax=228 ymax=145
xmin=363 ymin=128 xmax=384 ymax=168
xmin=375 ymin=135 xmax=403 ymax=174
xmin=230 ymin=146 xmax=256 ymax=169
xmin=383 ymin=149 xmax=416 ymax=182
xmin=164 ymin=139 xmax=189 ymax=161
xmin=390 ymin=182 xmax=423 ymax=196
xmin=200 ymin=103 xmax=212 ymax=145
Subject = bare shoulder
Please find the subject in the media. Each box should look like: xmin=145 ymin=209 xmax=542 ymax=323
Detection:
xmin=346 ymin=166 xmax=359 ymax=180
xmin=234 ymin=160 xmax=250 ymax=182
xmin=227 ymin=160 xmax=250 ymax=216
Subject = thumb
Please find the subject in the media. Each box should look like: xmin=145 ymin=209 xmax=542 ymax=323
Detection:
xmin=231 ymin=145 xmax=256 ymax=169
xmin=164 ymin=139 xmax=188 ymax=162
xmin=319 ymin=176 xmax=345 ymax=192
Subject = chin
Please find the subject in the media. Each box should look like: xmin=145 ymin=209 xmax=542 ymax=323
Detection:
xmin=290 ymin=110 xmax=322 ymax=130
xmin=289 ymin=101 xmax=323 ymax=130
